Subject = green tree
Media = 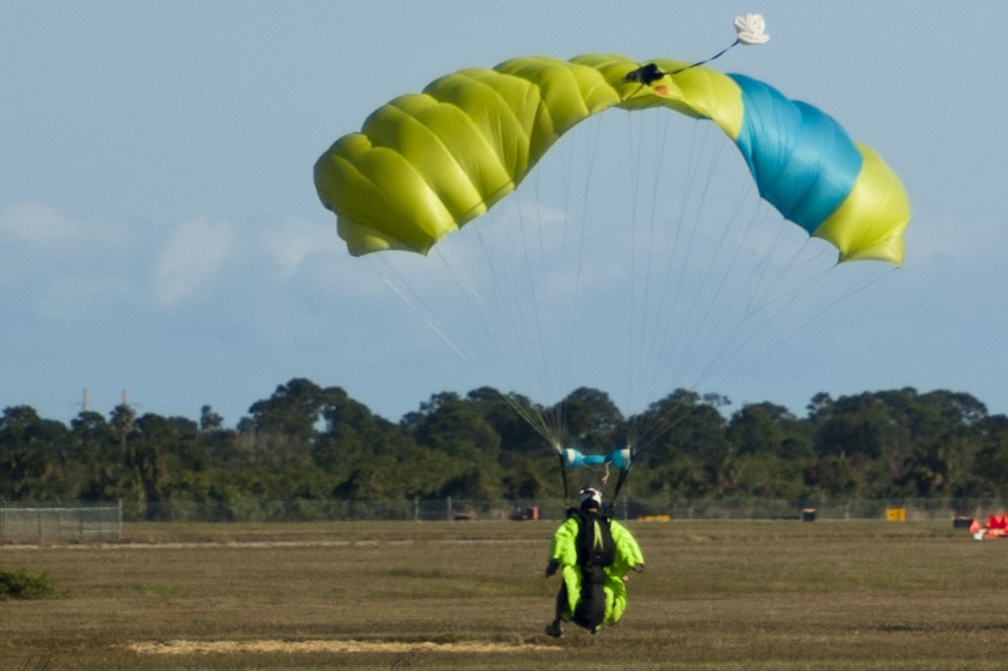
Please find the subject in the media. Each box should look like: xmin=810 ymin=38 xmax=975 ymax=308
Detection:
xmin=810 ymin=392 xmax=899 ymax=496
xmin=723 ymin=402 xmax=813 ymax=497
xmin=315 ymin=387 xmax=423 ymax=497
xmin=550 ymin=387 xmax=624 ymax=453
xmin=631 ymin=390 xmax=729 ymax=497
xmin=464 ymin=387 xmax=558 ymax=498
xmin=975 ymin=414 xmax=1008 ymax=496
xmin=403 ymin=392 xmax=503 ymax=498
xmin=129 ymin=414 xmax=181 ymax=519
xmin=0 ymin=406 xmax=71 ymax=500
xmin=803 ymin=455 xmax=861 ymax=497
xmin=812 ymin=392 xmax=894 ymax=461
xmin=466 ymin=387 xmax=544 ymax=457
xmin=882 ymin=389 xmax=987 ymax=497
xmin=71 ymin=410 xmax=131 ymax=503
xmin=246 ymin=378 xmax=328 ymax=463
xmin=199 ymin=405 xmax=224 ymax=432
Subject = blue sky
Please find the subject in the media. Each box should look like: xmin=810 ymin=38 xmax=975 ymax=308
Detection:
xmin=2 ymin=2 xmax=1006 ymax=428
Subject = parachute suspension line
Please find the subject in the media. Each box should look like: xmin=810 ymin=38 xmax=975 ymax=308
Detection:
xmin=619 ymin=15 xmax=775 ymax=448
xmin=358 ymin=211 xmax=570 ymax=455
xmin=646 ymin=124 xmax=731 ymax=380
xmin=739 ymin=233 xmax=828 ymax=338
xmin=604 ymin=110 xmax=669 ymax=449
xmin=625 ymin=110 xmax=676 ymax=453
xmin=551 ymin=118 xmax=605 ymax=442
xmin=537 ymin=116 xmax=649 ymax=506
xmin=473 ymin=202 xmax=565 ymax=450
xmin=626 ymin=119 xmax=833 ymax=452
xmin=651 ymin=123 xmax=722 ymax=352
xmin=509 ymin=114 xmax=610 ymax=455
xmin=728 ymin=261 xmax=899 ymax=383
xmin=632 ymin=207 xmax=808 ymax=450
xmin=519 ymin=142 xmax=562 ymax=445
xmin=564 ymin=117 xmax=608 ymax=437
xmin=625 ymin=111 xmax=647 ymax=439
xmin=366 ymin=255 xmax=476 ymax=367
xmin=626 ymin=121 xmax=739 ymax=450
xmin=739 ymin=215 xmax=795 ymax=317
xmin=624 ymin=121 xmax=724 ymax=451
xmin=660 ymin=179 xmax=770 ymax=385
xmin=431 ymin=239 xmax=503 ymax=347
xmin=376 ymin=207 xmax=568 ymax=452
xmin=631 ymin=243 xmax=892 ymax=452
xmin=514 ymin=179 xmax=559 ymax=427
xmin=366 ymin=247 xmax=577 ymax=451
xmin=438 ymin=229 xmax=559 ymax=405
xmin=653 ymin=132 xmax=834 ymax=409
xmin=709 ymin=220 xmax=840 ymax=365
xmin=368 ymin=240 xmax=565 ymax=451
xmin=619 ymin=112 xmax=731 ymax=462
xmin=459 ymin=117 xmax=613 ymax=455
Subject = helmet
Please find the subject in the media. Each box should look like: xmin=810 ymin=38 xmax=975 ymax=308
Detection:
xmin=579 ymin=487 xmax=602 ymax=510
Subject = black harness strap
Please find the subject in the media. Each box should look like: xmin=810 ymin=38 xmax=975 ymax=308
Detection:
xmin=558 ymin=453 xmax=570 ymax=501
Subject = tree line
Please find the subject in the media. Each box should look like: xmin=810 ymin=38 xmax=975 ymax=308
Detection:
xmin=2 ymin=378 xmax=1007 ymax=519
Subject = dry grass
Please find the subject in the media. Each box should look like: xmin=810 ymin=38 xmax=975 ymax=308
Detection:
xmin=1 ymin=520 xmax=1005 ymax=670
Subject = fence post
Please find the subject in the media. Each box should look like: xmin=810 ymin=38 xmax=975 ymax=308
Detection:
xmin=446 ymin=496 xmax=453 ymax=521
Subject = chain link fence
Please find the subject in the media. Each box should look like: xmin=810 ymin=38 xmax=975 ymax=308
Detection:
xmin=123 ymin=497 xmax=1008 ymax=524
xmin=0 ymin=503 xmax=122 ymax=543
xmin=2 ymin=498 xmax=1003 ymax=542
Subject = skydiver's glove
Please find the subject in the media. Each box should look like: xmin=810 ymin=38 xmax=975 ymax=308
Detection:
xmin=545 ymin=559 xmax=561 ymax=577
xmin=623 ymin=564 xmax=645 ymax=582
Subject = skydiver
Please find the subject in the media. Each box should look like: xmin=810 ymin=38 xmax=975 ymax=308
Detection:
xmin=544 ymin=487 xmax=644 ymax=638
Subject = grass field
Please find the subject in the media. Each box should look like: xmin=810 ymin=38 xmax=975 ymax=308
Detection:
xmin=1 ymin=519 xmax=1005 ymax=670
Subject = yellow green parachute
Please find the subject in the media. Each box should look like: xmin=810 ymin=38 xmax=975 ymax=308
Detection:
xmin=314 ymin=53 xmax=909 ymax=264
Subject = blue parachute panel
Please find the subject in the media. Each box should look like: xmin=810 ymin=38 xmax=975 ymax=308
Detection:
xmin=728 ymin=74 xmax=863 ymax=234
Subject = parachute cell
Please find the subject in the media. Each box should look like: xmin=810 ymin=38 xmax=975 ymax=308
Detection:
xmin=314 ymin=54 xmax=909 ymax=264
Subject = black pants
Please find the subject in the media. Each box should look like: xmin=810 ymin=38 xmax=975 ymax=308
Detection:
xmin=556 ymin=568 xmax=606 ymax=631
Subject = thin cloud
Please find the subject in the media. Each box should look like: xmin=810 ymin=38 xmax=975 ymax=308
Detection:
xmin=0 ymin=201 xmax=80 ymax=245
xmin=153 ymin=217 xmax=235 ymax=305
xmin=37 ymin=274 xmax=135 ymax=319
xmin=0 ymin=201 xmax=128 ymax=250
xmin=261 ymin=216 xmax=341 ymax=280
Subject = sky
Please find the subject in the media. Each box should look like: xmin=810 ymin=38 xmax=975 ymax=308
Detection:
xmin=2 ymin=2 xmax=1006 ymax=429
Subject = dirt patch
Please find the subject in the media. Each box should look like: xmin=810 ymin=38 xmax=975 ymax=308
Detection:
xmin=127 ymin=639 xmax=559 ymax=655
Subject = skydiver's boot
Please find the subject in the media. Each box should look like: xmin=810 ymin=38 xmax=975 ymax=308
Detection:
xmin=544 ymin=619 xmax=563 ymax=638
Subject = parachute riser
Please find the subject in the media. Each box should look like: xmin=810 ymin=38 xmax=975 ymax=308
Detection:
xmin=558 ymin=446 xmax=633 ymax=513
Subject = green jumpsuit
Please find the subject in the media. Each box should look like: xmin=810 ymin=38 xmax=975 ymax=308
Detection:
xmin=548 ymin=510 xmax=644 ymax=630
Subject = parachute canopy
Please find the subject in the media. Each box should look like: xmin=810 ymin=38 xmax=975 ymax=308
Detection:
xmin=314 ymin=54 xmax=909 ymax=264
